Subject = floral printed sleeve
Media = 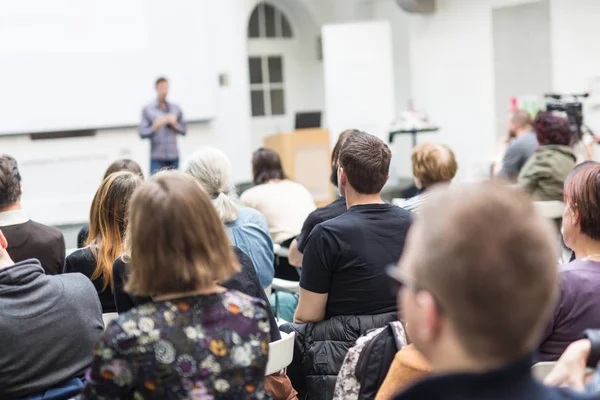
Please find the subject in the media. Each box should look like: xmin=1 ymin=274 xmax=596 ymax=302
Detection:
xmin=78 ymin=321 xmax=135 ymax=399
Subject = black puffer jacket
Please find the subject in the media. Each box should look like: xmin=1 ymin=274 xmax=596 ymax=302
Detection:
xmin=280 ymin=312 xmax=397 ymax=400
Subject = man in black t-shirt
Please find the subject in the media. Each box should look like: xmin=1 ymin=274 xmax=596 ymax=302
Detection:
xmin=288 ymin=129 xmax=360 ymax=267
xmin=294 ymin=132 xmax=413 ymax=323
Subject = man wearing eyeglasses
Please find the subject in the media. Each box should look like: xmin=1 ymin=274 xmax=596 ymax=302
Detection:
xmin=388 ymin=183 xmax=595 ymax=399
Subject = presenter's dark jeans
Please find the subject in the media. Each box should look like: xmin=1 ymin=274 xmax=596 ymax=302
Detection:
xmin=150 ymin=159 xmax=179 ymax=175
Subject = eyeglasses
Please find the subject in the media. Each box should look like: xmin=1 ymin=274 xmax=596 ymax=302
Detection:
xmin=386 ymin=264 xmax=445 ymax=314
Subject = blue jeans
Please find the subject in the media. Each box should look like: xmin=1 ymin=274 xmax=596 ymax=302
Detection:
xmin=150 ymin=159 xmax=179 ymax=175
xmin=11 ymin=378 xmax=84 ymax=400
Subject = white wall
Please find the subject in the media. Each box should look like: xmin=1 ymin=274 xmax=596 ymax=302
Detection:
xmin=405 ymin=0 xmax=600 ymax=180
xmin=406 ymin=0 xmax=543 ymax=181
xmin=0 ymin=0 xmax=258 ymax=226
xmin=1 ymin=124 xmax=218 ymax=226
xmin=0 ymin=0 xmax=371 ymax=226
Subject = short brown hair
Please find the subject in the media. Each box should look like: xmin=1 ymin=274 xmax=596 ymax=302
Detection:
xmin=339 ymin=132 xmax=391 ymax=194
xmin=533 ymin=111 xmax=572 ymax=146
xmin=155 ymin=76 xmax=168 ymax=87
xmin=125 ymin=171 xmax=239 ymax=296
xmin=87 ymin=171 xmax=143 ymax=290
xmin=103 ymin=159 xmax=144 ymax=180
xmin=412 ymin=183 xmax=558 ymax=360
xmin=330 ymin=129 xmax=362 ymax=186
xmin=511 ymin=109 xmax=532 ymax=129
xmin=0 ymin=154 xmax=21 ymax=209
xmin=564 ymin=163 xmax=600 ymax=240
xmin=252 ymin=148 xmax=286 ymax=185
xmin=411 ymin=142 xmax=458 ymax=189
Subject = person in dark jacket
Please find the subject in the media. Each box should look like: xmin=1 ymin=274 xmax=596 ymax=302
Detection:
xmin=0 ymin=154 xmax=65 ymax=275
xmin=112 ymin=246 xmax=281 ymax=342
xmin=64 ymin=172 xmax=142 ymax=312
xmin=388 ymin=182 xmax=592 ymax=400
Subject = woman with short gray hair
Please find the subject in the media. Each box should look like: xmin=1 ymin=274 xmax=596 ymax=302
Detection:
xmin=185 ymin=147 xmax=274 ymax=288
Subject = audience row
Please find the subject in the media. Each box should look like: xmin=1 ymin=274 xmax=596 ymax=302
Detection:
xmin=1 ymin=108 xmax=600 ymax=399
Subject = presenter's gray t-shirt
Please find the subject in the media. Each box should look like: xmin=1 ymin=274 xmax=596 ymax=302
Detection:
xmin=497 ymin=130 xmax=539 ymax=181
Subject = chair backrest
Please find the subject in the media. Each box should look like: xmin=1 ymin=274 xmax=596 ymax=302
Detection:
xmin=531 ymin=361 xmax=556 ymax=382
xmin=534 ymin=201 xmax=565 ymax=219
xmin=102 ymin=312 xmax=119 ymax=329
xmin=271 ymin=278 xmax=300 ymax=294
xmin=265 ymin=331 xmax=295 ymax=376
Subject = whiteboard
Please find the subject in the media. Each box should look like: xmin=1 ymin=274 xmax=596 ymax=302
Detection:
xmin=322 ymin=21 xmax=396 ymax=146
xmin=0 ymin=0 xmax=216 ymax=135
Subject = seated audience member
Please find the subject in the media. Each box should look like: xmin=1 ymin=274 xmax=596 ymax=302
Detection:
xmin=519 ymin=112 xmax=576 ymax=201
xmin=496 ymin=109 xmax=538 ymax=181
xmin=0 ymin=229 xmax=103 ymax=398
xmin=539 ymin=163 xmax=600 ymax=361
xmin=77 ymin=159 xmax=143 ymax=248
xmin=398 ymin=142 xmax=458 ymax=213
xmin=80 ymin=171 xmax=270 ymax=399
xmin=184 ymin=147 xmax=274 ymax=288
xmin=281 ymin=132 xmax=412 ymax=399
xmin=0 ymin=154 xmax=65 ymax=275
xmin=545 ymin=331 xmax=600 ymax=394
xmin=112 ymin=245 xmax=281 ymax=341
xmin=65 ymin=171 xmax=142 ymax=312
xmin=241 ymin=148 xmax=316 ymax=244
xmin=289 ymin=129 xmax=359 ymax=267
xmin=296 ymin=132 xmax=412 ymax=323
xmin=388 ymin=183 xmax=591 ymax=400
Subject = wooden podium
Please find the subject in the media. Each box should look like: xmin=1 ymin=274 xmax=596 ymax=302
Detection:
xmin=264 ymin=128 xmax=333 ymax=207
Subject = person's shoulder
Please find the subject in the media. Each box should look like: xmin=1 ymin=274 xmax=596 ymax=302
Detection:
xmin=113 ymin=256 xmax=127 ymax=272
xmin=388 ymin=203 xmax=414 ymax=219
xmin=224 ymin=290 xmax=268 ymax=317
xmin=66 ymin=246 xmax=95 ymax=263
xmin=28 ymin=220 xmax=63 ymax=240
xmin=237 ymin=206 xmax=268 ymax=224
xmin=240 ymin=185 xmax=263 ymax=201
xmin=54 ymin=270 xmax=98 ymax=298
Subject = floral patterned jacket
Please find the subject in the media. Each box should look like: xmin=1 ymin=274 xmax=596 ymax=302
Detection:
xmin=78 ymin=290 xmax=271 ymax=399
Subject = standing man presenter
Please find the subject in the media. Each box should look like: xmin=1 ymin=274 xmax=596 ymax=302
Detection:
xmin=139 ymin=77 xmax=186 ymax=174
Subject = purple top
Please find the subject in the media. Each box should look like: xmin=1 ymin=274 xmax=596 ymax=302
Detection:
xmin=538 ymin=259 xmax=600 ymax=361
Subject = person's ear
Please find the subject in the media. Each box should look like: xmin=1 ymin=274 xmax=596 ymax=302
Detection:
xmin=571 ymin=208 xmax=581 ymax=227
xmin=413 ymin=291 xmax=443 ymax=344
xmin=338 ymin=167 xmax=347 ymax=187
xmin=18 ymin=182 xmax=23 ymax=197
xmin=0 ymin=230 xmax=8 ymax=250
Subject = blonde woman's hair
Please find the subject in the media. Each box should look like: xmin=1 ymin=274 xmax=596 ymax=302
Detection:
xmin=184 ymin=147 xmax=239 ymax=223
xmin=86 ymin=171 xmax=143 ymax=290
xmin=124 ymin=171 xmax=240 ymax=296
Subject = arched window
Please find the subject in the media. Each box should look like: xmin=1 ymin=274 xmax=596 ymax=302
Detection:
xmin=247 ymin=2 xmax=292 ymax=117
xmin=248 ymin=2 xmax=293 ymax=39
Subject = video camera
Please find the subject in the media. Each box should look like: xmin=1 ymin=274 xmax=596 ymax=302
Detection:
xmin=544 ymin=93 xmax=589 ymax=141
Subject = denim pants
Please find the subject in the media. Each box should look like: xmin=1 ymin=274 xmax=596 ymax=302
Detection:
xmin=150 ymin=159 xmax=179 ymax=175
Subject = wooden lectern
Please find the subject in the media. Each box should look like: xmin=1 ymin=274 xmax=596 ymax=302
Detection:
xmin=264 ymin=128 xmax=333 ymax=207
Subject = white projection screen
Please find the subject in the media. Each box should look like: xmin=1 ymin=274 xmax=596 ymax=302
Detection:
xmin=0 ymin=0 xmax=216 ymax=135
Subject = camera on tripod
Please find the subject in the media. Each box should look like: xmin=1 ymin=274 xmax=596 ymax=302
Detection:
xmin=544 ymin=93 xmax=589 ymax=141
